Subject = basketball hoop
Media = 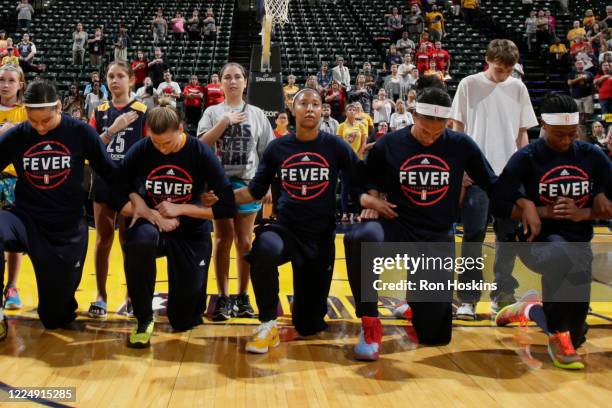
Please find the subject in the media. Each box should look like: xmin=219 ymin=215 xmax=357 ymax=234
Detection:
xmin=261 ymin=0 xmax=289 ymax=72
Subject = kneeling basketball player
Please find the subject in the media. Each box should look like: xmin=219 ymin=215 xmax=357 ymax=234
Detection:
xmin=344 ymin=80 xmax=498 ymax=360
xmin=117 ymin=101 xmax=235 ymax=348
xmin=233 ymin=88 xmax=364 ymax=353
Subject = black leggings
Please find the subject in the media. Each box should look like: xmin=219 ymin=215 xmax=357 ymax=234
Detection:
xmin=0 ymin=209 xmax=87 ymax=329
xmin=344 ymin=220 xmax=454 ymax=345
xmin=245 ymin=224 xmax=335 ymax=336
xmin=123 ymin=220 xmax=212 ymax=331
xmin=517 ymin=234 xmax=591 ymax=344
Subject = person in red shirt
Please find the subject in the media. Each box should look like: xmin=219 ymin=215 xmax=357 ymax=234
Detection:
xmin=432 ymin=41 xmax=451 ymax=73
xmin=415 ymin=42 xmax=432 ymax=73
xmin=183 ymin=74 xmax=206 ymax=129
xmin=595 ymin=61 xmax=612 ymax=115
xmin=273 ymin=111 xmax=290 ymax=138
xmin=204 ymin=73 xmax=224 ymax=107
xmin=418 ymin=31 xmax=435 ymax=53
xmin=570 ymin=37 xmax=590 ymax=57
xmin=130 ymin=50 xmax=148 ymax=90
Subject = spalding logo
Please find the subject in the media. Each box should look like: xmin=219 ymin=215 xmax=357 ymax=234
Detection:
xmin=399 ymin=154 xmax=450 ymax=206
xmin=538 ymin=165 xmax=591 ymax=207
xmin=23 ymin=141 xmax=72 ymax=189
xmin=145 ymin=165 xmax=193 ymax=205
xmin=280 ymin=152 xmax=330 ymax=200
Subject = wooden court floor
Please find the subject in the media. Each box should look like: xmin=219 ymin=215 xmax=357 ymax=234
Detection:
xmin=1 ymin=229 xmax=612 ymax=407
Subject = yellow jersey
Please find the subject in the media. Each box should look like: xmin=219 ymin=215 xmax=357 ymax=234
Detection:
xmin=0 ymin=104 xmax=27 ymax=177
xmin=337 ymin=121 xmax=367 ymax=159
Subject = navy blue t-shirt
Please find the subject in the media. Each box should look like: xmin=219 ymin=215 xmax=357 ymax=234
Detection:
xmin=119 ymin=135 xmax=236 ymax=237
xmin=568 ymin=70 xmax=594 ymax=99
xmin=248 ymin=131 xmax=364 ymax=237
xmin=366 ymin=126 xmax=497 ymax=236
xmin=492 ymin=138 xmax=612 ymax=241
xmin=0 ymin=114 xmax=118 ymax=226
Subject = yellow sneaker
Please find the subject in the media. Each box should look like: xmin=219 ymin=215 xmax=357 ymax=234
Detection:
xmin=127 ymin=320 xmax=154 ymax=349
xmin=246 ymin=320 xmax=280 ymax=354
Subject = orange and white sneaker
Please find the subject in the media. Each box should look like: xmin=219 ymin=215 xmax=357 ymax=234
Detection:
xmin=548 ymin=331 xmax=584 ymax=370
xmin=246 ymin=320 xmax=280 ymax=354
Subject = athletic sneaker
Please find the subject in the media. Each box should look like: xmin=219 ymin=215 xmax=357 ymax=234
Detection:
xmin=116 ymin=299 xmax=135 ymax=318
xmin=213 ymin=295 xmax=234 ymax=321
xmin=354 ymin=316 xmax=382 ymax=361
xmin=245 ymin=320 xmax=280 ymax=353
xmin=127 ymin=320 xmax=154 ymax=349
xmin=234 ymin=293 xmax=255 ymax=318
xmin=3 ymin=286 xmax=21 ymax=310
xmin=392 ymin=301 xmax=412 ymax=320
xmin=495 ymin=300 xmax=541 ymax=327
xmin=0 ymin=313 xmax=7 ymax=341
xmin=455 ymin=302 xmax=477 ymax=321
xmin=548 ymin=331 xmax=584 ymax=370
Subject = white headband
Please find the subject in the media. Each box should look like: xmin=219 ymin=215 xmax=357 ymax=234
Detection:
xmin=541 ymin=112 xmax=580 ymax=126
xmin=24 ymin=101 xmax=60 ymax=108
xmin=415 ymin=102 xmax=451 ymax=119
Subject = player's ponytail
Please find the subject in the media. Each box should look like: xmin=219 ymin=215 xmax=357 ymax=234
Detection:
xmin=147 ymin=98 xmax=183 ymax=134
xmin=23 ymin=80 xmax=61 ymax=110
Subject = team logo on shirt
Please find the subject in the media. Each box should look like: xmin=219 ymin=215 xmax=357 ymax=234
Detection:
xmin=280 ymin=152 xmax=330 ymax=200
xmin=145 ymin=165 xmax=193 ymax=204
xmin=538 ymin=165 xmax=591 ymax=207
xmin=22 ymin=141 xmax=72 ymax=189
xmin=399 ymin=154 xmax=450 ymax=206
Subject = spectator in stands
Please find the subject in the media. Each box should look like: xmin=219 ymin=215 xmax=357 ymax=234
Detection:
xmin=361 ymin=62 xmax=379 ymax=89
xmin=426 ymin=4 xmax=445 ymax=42
xmin=387 ymin=7 xmax=404 ymax=43
xmin=546 ymin=10 xmax=556 ymax=37
xmin=396 ymin=31 xmax=416 ymax=56
xmin=187 ymin=10 xmax=200 ymax=41
xmin=83 ymin=80 xmax=105 ymax=119
xmin=354 ymin=101 xmax=374 ymax=136
xmin=16 ymin=33 xmax=44 ymax=73
xmin=319 ymin=103 xmax=339 ymax=135
xmin=595 ymin=61 xmax=612 ymax=115
xmin=148 ymin=47 xmax=167 ymax=87
xmin=283 ymin=74 xmax=300 ymax=109
xmin=62 ymin=83 xmax=84 ymax=116
xmin=424 ymin=60 xmax=445 ymax=82
xmin=332 ymin=56 xmax=351 ymax=91
xmin=415 ymin=42 xmax=432 ymax=73
xmin=591 ymin=120 xmax=607 ymax=145
xmin=583 ymin=9 xmax=597 ymax=30
xmin=136 ymin=76 xmax=157 ymax=97
xmin=600 ymin=6 xmax=612 ymax=30
xmin=1 ymin=47 xmax=19 ymax=67
xmin=432 ymin=41 xmax=450 ymax=73
xmin=171 ymin=12 xmax=186 ymax=41
xmin=548 ymin=36 xmax=568 ymax=64
xmin=203 ymin=9 xmax=217 ymax=39
xmin=0 ymin=38 xmax=20 ymax=60
xmin=316 ymin=62 xmax=333 ymax=92
xmin=568 ymin=21 xmax=587 ymax=47
xmin=136 ymin=77 xmax=158 ymax=110
xmin=152 ymin=10 xmax=168 ymax=44
xmin=572 ymin=38 xmax=596 ymax=73
xmin=273 ymin=112 xmax=290 ymax=138
xmin=384 ymin=45 xmax=403 ymax=73
xmin=535 ymin=10 xmax=550 ymax=50
xmin=325 ymin=80 xmax=347 ymax=121
xmin=183 ymin=74 xmax=206 ymax=130
xmin=406 ymin=5 xmax=425 ymax=37
xmin=374 ymin=121 xmax=388 ymax=140
xmin=372 ymin=88 xmax=394 ymax=127
xmin=131 ymin=50 xmax=148 ymax=90
xmin=205 ymin=73 xmax=224 ymax=107
xmin=419 ymin=31 xmax=435 ymax=52
xmin=304 ymin=75 xmax=318 ymax=92
xmin=399 ymin=53 xmax=416 ymax=84
xmin=407 ymin=67 xmax=420 ymax=89
xmin=383 ymin=64 xmax=407 ymax=101
xmin=568 ymin=60 xmax=594 ymax=123
xmin=114 ymin=25 xmax=130 ymax=62
xmin=16 ymin=0 xmax=34 ymax=32
xmin=349 ymin=74 xmax=373 ymax=115
xmin=525 ymin=10 xmax=537 ymax=53
xmin=72 ymin=23 xmax=87 ymax=66
xmin=88 ymin=28 xmax=105 ymax=68
xmin=156 ymin=70 xmax=181 ymax=107
xmin=587 ymin=23 xmax=604 ymax=56
xmin=389 ymin=99 xmax=413 ymax=131
xmin=0 ymin=30 xmax=6 ymax=49
xmin=83 ymin=71 xmax=109 ymax=100
xmin=461 ymin=0 xmax=479 ymax=25
xmin=600 ymin=44 xmax=612 ymax=64
xmin=406 ymin=88 xmax=417 ymax=112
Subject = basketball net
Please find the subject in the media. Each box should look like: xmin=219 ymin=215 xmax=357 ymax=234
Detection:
xmin=261 ymin=0 xmax=289 ymax=72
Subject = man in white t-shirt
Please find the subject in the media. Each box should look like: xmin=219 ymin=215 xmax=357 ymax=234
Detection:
xmin=372 ymin=88 xmax=395 ymax=126
xmin=450 ymin=39 xmax=538 ymax=320
xmin=156 ymin=70 xmax=182 ymax=107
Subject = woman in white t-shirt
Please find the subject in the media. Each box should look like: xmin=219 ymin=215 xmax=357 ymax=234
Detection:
xmin=197 ymin=62 xmax=274 ymax=322
xmin=389 ymin=100 xmax=414 ymax=131
xmin=372 ymin=88 xmax=395 ymax=125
